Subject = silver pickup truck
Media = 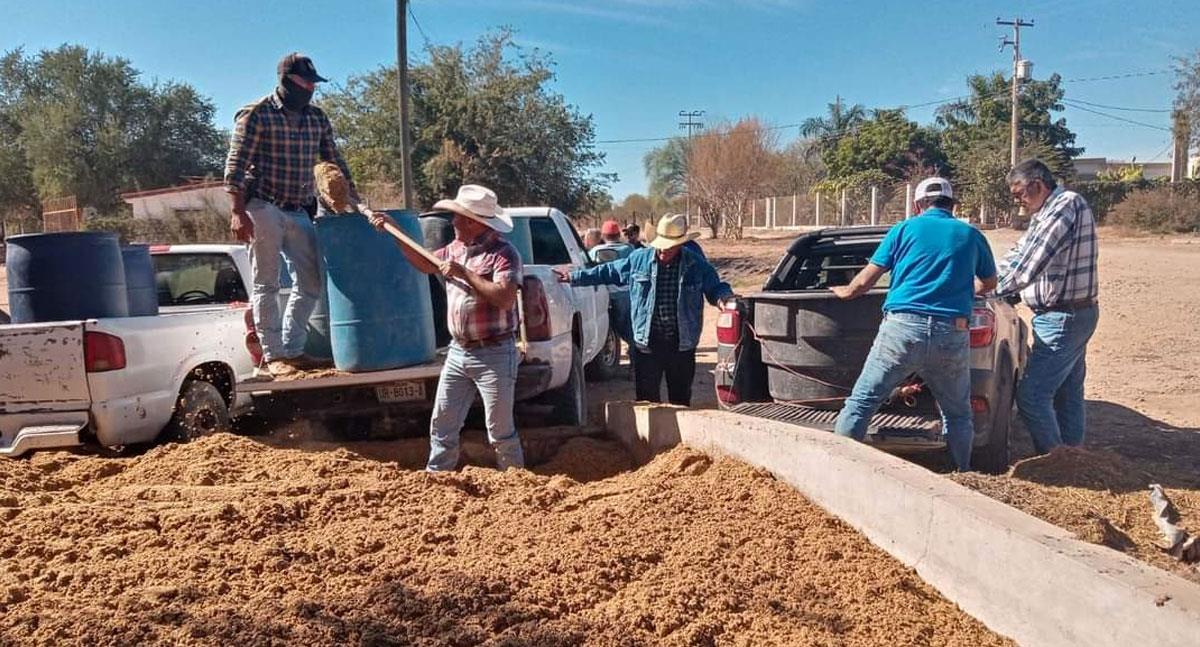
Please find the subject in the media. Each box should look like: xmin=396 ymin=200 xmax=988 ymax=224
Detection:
xmin=715 ymin=226 xmax=1027 ymax=473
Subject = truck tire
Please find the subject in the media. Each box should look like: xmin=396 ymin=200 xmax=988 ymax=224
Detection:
xmin=585 ymin=325 xmax=621 ymax=381
xmin=548 ymin=344 xmax=587 ymax=427
xmin=972 ymin=361 xmax=1014 ymax=475
xmin=161 ymin=380 xmax=232 ymax=444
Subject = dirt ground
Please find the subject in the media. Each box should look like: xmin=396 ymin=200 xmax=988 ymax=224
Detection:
xmin=0 ymin=433 xmax=1007 ymax=645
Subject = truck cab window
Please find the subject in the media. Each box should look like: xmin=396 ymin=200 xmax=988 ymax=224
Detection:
xmin=151 ymin=254 xmax=247 ymax=305
xmin=529 ymin=217 xmax=573 ymax=266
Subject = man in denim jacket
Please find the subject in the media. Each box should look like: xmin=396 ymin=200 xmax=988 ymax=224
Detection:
xmin=556 ymin=214 xmax=735 ymax=405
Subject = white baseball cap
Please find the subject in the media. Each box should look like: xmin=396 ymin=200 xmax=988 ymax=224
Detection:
xmin=914 ymin=177 xmax=954 ymax=202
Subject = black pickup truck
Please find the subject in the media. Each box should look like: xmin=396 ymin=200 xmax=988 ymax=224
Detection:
xmin=715 ymin=226 xmax=1027 ymax=473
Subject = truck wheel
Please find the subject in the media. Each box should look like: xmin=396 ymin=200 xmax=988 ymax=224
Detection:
xmin=162 ymin=380 xmax=232 ymax=444
xmin=549 ymin=344 xmax=588 ymax=427
xmin=585 ymin=325 xmax=621 ymax=381
xmin=972 ymin=363 xmax=1014 ymax=474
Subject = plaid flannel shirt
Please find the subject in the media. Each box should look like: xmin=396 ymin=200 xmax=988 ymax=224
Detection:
xmin=436 ymin=232 xmax=523 ymax=343
xmin=650 ymin=256 xmax=682 ymax=342
xmin=996 ymin=187 xmax=1099 ymax=310
xmin=223 ymin=93 xmax=356 ymax=206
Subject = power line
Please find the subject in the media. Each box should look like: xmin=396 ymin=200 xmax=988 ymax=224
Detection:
xmin=1060 ymin=99 xmax=1171 ymax=131
xmin=408 ymin=2 xmax=433 ymax=48
xmin=1061 ymin=69 xmax=1173 ymax=84
xmin=592 ymin=67 xmax=1176 ymax=147
xmin=1067 ymin=98 xmax=1171 ymax=113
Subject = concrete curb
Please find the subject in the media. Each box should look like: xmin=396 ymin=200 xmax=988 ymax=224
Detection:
xmin=605 ymin=402 xmax=1200 ymax=647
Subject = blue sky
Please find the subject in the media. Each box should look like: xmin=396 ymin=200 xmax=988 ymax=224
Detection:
xmin=5 ymin=0 xmax=1196 ymax=200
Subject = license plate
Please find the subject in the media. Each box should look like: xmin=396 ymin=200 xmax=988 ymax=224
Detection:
xmin=375 ymin=381 xmax=426 ymax=403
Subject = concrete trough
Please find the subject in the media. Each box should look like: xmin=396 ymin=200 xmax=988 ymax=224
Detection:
xmin=605 ymin=401 xmax=1200 ymax=647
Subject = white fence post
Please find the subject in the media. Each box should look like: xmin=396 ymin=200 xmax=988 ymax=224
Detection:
xmin=815 ymin=192 xmax=821 ymax=227
xmin=792 ymin=194 xmax=797 ymax=227
xmin=870 ymin=186 xmax=879 ymax=226
xmin=904 ymin=183 xmax=913 ymax=219
xmin=840 ymin=189 xmax=848 ymax=226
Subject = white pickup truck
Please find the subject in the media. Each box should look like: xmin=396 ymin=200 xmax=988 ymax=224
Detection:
xmin=0 ymin=207 xmax=612 ymax=456
xmin=0 ymin=244 xmax=258 ymax=457
xmin=241 ymin=207 xmax=614 ymax=434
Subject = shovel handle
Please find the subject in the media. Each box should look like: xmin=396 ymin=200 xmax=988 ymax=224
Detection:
xmin=380 ymin=221 xmax=441 ymax=266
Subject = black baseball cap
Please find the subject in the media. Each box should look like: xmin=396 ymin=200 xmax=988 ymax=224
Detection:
xmin=623 ymin=223 xmax=640 ymax=233
xmin=278 ymin=53 xmax=328 ymax=83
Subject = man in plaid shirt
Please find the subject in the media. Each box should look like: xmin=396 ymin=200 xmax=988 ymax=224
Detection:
xmin=370 ymin=185 xmax=525 ymax=472
xmin=996 ymin=159 xmax=1100 ymax=454
xmin=224 ymin=53 xmax=358 ymax=377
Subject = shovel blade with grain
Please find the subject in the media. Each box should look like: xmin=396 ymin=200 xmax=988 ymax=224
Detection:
xmin=313 ymin=162 xmax=440 ymax=266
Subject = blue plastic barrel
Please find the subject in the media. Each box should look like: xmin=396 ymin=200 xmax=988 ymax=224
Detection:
xmin=121 ymin=244 xmax=159 ymax=316
xmin=316 ymin=210 xmax=436 ymax=372
xmin=5 ymin=232 xmax=129 ymax=323
xmin=304 ymin=279 xmax=333 ymax=360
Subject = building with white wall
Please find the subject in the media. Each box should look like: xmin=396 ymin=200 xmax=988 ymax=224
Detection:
xmin=121 ymin=180 xmax=227 ymax=219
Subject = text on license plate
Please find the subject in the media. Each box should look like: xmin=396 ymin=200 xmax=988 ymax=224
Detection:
xmin=375 ymin=381 xmax=426 ymax=403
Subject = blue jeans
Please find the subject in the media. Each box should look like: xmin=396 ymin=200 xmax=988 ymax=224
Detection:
xmin=428 ymin=339 xmax=524 ymax=471
xmin=1017 ymin=305 xmax=1099 ymax=454
xmin=834 ymin=312 xmax=975 ymax=470
xmin=246 ymin=199 xmax=321 ymax=361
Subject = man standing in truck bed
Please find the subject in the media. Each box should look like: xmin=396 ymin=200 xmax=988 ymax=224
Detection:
xmin=224 ymin=53 xmax=360 ymax=377
xmin=829 ymin=178 xmax=998 ymax=471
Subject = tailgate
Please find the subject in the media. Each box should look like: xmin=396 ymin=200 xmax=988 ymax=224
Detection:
xmin=750 ymin=290 xmax=886 ymax=402
xmin=0 ymin=322 xmax=90 ymax=412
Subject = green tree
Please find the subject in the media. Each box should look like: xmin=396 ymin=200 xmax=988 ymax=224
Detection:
xmin=822 ymin=109 xmax=946 ymax=188
xmin=800 ymin=97 xmax=866 ymax=157
xmin=938 ymin=72 xmax=1081 ymax=213
xmin=323 ymin=29 xmax=613 ymax=215
xmin=0 ymin=46 xmax=224 ymax=213
xmin=642 ymin=137 xmax=690 ymax=210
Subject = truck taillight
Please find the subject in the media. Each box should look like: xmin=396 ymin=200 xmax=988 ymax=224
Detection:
xmin=522 ymin=276 xmax=552 ymax=341
xmin=84 ymin=332 xmax=126 ymax=372
xmin=969 ymin=308 xmax=995 ymax=348
xmin=242 ymin=307 xmax=263 ymax=365
xmin=716 ymin=304 xmax=741 ymax=345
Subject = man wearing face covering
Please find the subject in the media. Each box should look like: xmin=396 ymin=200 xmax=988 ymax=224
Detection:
xmin=225 ymin=53 xmax=360 ymax=377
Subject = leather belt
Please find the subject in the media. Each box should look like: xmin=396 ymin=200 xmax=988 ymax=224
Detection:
xmin=1032 ymin=298 xmax=1097 ymax=315
xmin=455 ymin=333 xmax=516 ymax=350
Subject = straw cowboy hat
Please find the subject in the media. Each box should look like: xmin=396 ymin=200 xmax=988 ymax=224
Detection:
xmin=648 ymin=213 xmax=700 ymax=250
xmin=432 ymin=184 xmax=513 ymax=233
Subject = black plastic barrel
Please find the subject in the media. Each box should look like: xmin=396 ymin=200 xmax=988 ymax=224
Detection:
xmin=5 ymin=232 xmax=129 ymax=323
xmin=121 ymin=244 xmax=159 ymax=316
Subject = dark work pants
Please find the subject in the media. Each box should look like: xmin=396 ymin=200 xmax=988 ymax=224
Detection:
xmin=633 ymin=343 xmax=697 ymax=406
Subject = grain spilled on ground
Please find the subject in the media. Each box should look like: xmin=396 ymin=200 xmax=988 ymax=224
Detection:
xmin=952 ymin=447 xmax=1200 ymax=582
xmin=0 ymin=435 xmax=1008 ymax=646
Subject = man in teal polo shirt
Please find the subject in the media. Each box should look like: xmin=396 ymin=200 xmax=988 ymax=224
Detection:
xmin=829 ymin=177 xmax=998 ymax=470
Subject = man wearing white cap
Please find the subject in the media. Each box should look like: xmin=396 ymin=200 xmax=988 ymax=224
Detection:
xmin=829 ymin=177 xmax=998 ymax=471
xmin=555 ymin=214 xmax=735 ymax=405
xmin=370 ymin=184 xmax=524 ymax=471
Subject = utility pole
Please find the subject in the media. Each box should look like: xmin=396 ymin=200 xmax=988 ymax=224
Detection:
xmin=1171 ymin=109 xmax=1190 ymax=183
xmin=397 ymin=0 xmax=415 ymax=209
xmin=678 ymin=110 xmax=704 ymax=223
xmin=997 ymin=17 xmax=1034 ymax=167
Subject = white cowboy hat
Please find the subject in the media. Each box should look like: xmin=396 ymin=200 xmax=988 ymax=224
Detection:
xmin=648 ymin=213 xmax=700 ymax=250
xmin=432 ymin=184 xmax=513 ymax=233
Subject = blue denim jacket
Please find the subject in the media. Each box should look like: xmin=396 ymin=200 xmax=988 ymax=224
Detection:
xmin=570 ymin=246 xmax=732 ymax=351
